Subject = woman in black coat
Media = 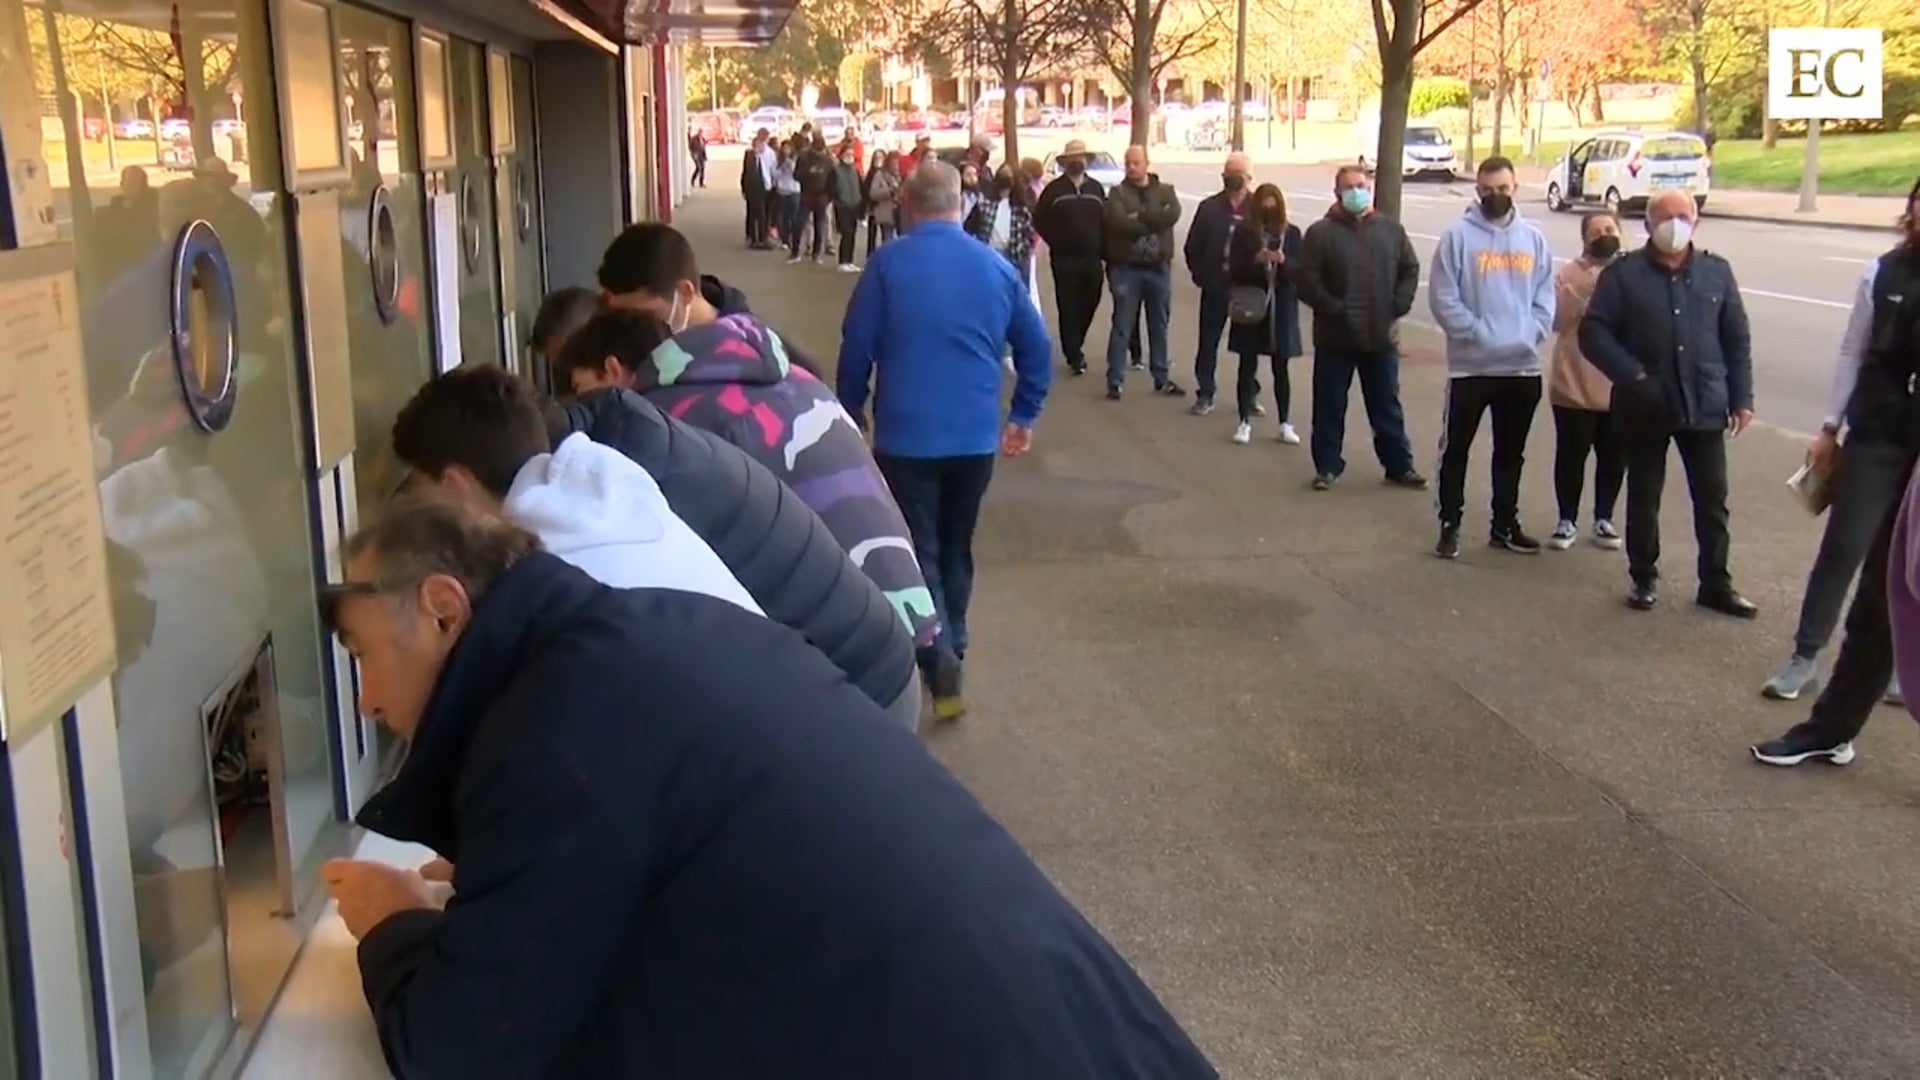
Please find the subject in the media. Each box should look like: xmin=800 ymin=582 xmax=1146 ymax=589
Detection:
xmin=1225 ymin=183 xmax=1305 ymax=445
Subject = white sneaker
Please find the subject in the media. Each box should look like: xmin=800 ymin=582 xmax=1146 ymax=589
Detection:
xmin=1546 ymin=520 xmax=1577 ymax=550
xmin=1592 ymin=519 xmax=1623 ymax=550
xmin=786 ymin=255 xmax=803 ymax=265
xmin=1276 ymin=422 xmax=1300 ymax=445
xmin=839 ymin=263 xmax=859 ymax=273
xmin=1232 ymin=421 xmax=1252 ymax=445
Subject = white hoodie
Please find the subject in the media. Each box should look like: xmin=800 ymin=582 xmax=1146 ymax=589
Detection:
xmin=504 ymin=433 xmax=762 ymax=615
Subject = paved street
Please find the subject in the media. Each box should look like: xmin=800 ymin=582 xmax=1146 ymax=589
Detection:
xmin=1153 ymin=160 xmax=1893 ymax=436
xmin=672 ymin=187 xmax=1920 ymax=1075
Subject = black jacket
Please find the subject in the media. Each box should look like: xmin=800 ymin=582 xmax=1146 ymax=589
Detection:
xmin=1033 ymin=174 xmax=1108 ymax=260
xmin=1225 ymin=220 xmax=1304 ymax=359
xmin=1103 ymin=174 xmax=1182 ymax=267
xmin=1292 ymin=207 xmax=1421 ymax=352
xmin=1578 ymin=245 xmax=1753 ymax=434
xmin=356 ymin=554 xmax=1217 ymax=1078
xmin=555 ymin=388 xmax=914 ymax=706
xmin=1182 ymin=190 xmax=1247 ymax=289
xmin=1838 ymin=248 xmax=1920 ymax=447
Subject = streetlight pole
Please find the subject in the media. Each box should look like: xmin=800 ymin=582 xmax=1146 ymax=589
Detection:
xmin=707 ymin=47 xmax=718 ymax=111
xmin=1464 ymin=7 xmax=1477 ymax=174
xmin=1230 ymin=0 xmax=1248 ymax=151
xmin=1797 ymin=0 xmax=1833 ymax=213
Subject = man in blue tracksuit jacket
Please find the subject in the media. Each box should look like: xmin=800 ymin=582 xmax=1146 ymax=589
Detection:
xmin=1426 ymin=156 xmax=1556 ymax=560
xmin=837 ymin=158 xmax=1052 ymax=721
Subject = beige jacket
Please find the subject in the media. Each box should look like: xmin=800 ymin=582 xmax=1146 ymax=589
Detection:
xmin=1549 ymin=257 xmax=1617 ymax=411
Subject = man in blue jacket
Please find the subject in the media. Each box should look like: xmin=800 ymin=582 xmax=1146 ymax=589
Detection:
xmin=837 ymin=159 xmax=1052 ymax=720
xmin=321 ymin=495 xmax=1216 ymax=1079
xmin=1579 ymin=188 xmax=1756 ymax=615
xmin=1426 ymin=156 xmax=1556 ymax=559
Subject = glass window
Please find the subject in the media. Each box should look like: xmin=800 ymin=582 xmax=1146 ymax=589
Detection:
xmin=487 ymin=50 xmax=513 ymax=154
xmin=22 ymin=0 xmax=332 ymax=1074
xmin=417 ymin=34 xmax=450 ymax=163
xmin=1642 ymin=134 xmax=1707 ymax=161
xmin=280 ymin=0 xmax=343 ymax=176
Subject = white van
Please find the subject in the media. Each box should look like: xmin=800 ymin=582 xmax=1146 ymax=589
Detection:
xmin=1546 ymin=129 xmax=1711 ymax=214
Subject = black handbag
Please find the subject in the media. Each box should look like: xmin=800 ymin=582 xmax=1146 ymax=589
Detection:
xmin=1228 ymin=260 xmax=1273 ymax=326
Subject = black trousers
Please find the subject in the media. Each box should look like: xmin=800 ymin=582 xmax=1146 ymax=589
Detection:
xmin=790 ymin=201 xmax=828 ymax=257
xmin=1623 ymin=426 xmax=1732 ymax=592
xmin=834 ymin=206 xmax=859 ymax=264
xmin=1552 ymin=405 xmax=1626 ymax=524
xmin=1790 ymin=438 xmax=1912 ymax=659
xmin=1235 ymin=352 xmax=1288 ymax=423
xmin=1050 ymin=255 xmax=1104 ymax=367
xmin=866 ymin=216 xmax=896 ymax=256
xmin=1437 ymin=375 xmax=1542 ymax=532
xmin=755 ymin=191 xmax=779 ymax=244
xmin=692 ymin=157 xmax=707 ymax=186
xmin=1793 ymin=449 xmax=1920 ymax=744
xmin=1193 ymin=285 xmax=1230 ymax=399
xmin=744 ymin=189 xmax=765 ymax=243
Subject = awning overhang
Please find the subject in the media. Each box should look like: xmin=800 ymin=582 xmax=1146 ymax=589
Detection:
xmin=553 ymin=0 xmax=801 ymax=46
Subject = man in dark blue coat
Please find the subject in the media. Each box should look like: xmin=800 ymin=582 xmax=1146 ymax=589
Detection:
xmin=1578 ymin=188 xmax=1756 ymax=615
xmin=320 ymin=495 xmax=1217 ymax=1079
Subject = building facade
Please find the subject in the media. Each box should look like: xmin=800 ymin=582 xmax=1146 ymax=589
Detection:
xmin=0 ymin=0 xmax=774 ymax=1075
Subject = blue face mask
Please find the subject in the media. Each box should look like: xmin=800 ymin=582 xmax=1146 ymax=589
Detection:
xmin=1339 ymin=187 xmax=1372 ymax=215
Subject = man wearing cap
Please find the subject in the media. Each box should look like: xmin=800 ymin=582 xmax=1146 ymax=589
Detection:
xmin=1036 ymin=139 xmax=1128 ymax=377
xmin=901 ymin=132 xmax=934 ymax=180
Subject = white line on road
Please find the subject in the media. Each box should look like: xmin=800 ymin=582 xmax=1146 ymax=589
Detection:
xmin=1824 ymin=256 xmax=1872 ymax=264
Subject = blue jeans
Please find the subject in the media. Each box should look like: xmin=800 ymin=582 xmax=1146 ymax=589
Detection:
xmin=1309 ymin=345 xmax=1415 ymax=479
xmin=874 ymin=452 xmax=996 ymax=670
xmin=777 ymin=192 xmax=801 ymax=244
xmin=1105 ymin=264 xmax=1171 ymax=389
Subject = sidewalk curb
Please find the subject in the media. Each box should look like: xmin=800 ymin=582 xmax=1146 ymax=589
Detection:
xmin=1699 ymin=208 xmax=1894 ymax=234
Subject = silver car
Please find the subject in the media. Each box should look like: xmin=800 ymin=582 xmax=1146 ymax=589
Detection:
xmin=1042 ymin=150 xmax=1123 ymax=189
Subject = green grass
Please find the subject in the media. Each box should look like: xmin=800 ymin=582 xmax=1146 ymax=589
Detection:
xmin=1707 ymin=131 xmax=1920 ymax=196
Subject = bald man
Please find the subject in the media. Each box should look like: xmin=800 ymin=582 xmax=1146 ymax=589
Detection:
xmin=1102 ymin=144 xmax=1185 ymax=399
xmin=1578 ymin=187 xmax=1755 ymax=615
xmin=1182 ymin=152 xmax=1256 ymax=414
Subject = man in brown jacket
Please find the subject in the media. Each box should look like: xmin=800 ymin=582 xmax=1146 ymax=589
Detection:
xmin=1546 ymin=211 xmax=1628 ymax=551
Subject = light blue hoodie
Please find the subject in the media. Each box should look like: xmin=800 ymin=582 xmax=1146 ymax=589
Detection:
xmin=1427 ymin=203 xmax=1556 ymax=377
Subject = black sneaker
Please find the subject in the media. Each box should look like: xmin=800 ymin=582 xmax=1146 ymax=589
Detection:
xmin=1155 ymin=380 xmax=1188 ymax=397
xmin=1435 ymin=526 xmax=1461 ymax=560
xmin=1106 ymin=385 xmax=1123 ymax=401
xmin=1627 ymin=581 xmax=1658 ymax=610
xmin=1311 ymin=474 xmax=1336 ymax=491
xmin=1490 ymin=526 xmax=1542 ymax=554
xmin=1751 ymin=730 xmax=1856 ymax=767
xmin=1189 ymin=397 xmax=1215 ymax=416
xmin=928 ymin=652 xmax=967 ymax=722
xmin=1385 ymin=470 xmax=1429 ymax=490
xmin=1068 ymin=360 xmax=1087 ymax=377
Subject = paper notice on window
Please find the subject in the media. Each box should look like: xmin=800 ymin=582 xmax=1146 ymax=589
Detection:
xmin=0 ymin=268 xmax=119 ymax=743
xmin=430 ymin=191 xmax=462 ymax=373
xmin=0 ymin=4 xmax=57 ymax=247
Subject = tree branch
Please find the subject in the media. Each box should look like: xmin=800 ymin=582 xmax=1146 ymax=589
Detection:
xmin=1414 ymin=0 xmax=1488 ymax=55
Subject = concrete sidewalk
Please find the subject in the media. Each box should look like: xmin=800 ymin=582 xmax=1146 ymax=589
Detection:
xmin=666 ymin=189 xmax=1920 ymax=1075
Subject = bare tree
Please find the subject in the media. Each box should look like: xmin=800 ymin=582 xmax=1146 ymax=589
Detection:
xmin=1085 ymin=0 xmax=1227 ymax=141
xmin=1371 ymin=0 xmax=1488 ymax=217
xmin=899 ymin=0 xmax=1092 ymax=160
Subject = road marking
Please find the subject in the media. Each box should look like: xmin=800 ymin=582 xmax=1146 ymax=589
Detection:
xmin=1744 ymin=287 xmax=1849 ymax=310
xmin=1823 ymin=256 xmax=1872 ymax=265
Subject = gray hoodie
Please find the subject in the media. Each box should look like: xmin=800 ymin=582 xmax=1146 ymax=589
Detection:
xmin=1427 ymin=203 xmax=1556 ymax=377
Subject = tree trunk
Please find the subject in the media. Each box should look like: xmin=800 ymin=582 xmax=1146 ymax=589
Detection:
xmin=1489 ymin=1 xmax=1506 ymax=154
xmin=1588 ymin=83 xmax=1605 ymax=123
xmin=1687 ymin=1 xmax=1709 ymax=133
xmin=1129 ymin=0 xmax=1153 ymax=143
xmin=1375 ymin=47 xmax=1415 ymax=218
xmin=1000 ymin=0 xmax=1021 ymax=161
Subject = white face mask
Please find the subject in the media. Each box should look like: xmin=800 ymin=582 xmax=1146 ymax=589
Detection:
xmin=1651 ymin=217 xmax=1694 ymax=254
xmin=667 ymin=289 xmax=690 ymax=334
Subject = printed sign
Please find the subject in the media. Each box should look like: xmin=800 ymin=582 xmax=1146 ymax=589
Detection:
xmin=1768 ymin=27 xmax=1884 ymax=121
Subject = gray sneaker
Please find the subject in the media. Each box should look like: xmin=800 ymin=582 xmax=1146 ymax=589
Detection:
xmin=1762 ymin=654 xmax=1820 ymax=701
xmin=1887 ymin=675 xmax=1904 ymax=707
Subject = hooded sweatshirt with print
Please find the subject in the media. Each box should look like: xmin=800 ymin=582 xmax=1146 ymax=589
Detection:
xmin=1427 ymin=203 xmax=1556 ymax=377
xmin=504 ymin=432 xmax=762 ymax=616
xmin=640 ymin=314 xmax=939 ymax=647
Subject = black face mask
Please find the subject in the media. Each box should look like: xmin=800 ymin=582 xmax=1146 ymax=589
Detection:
xmin=1479 ymin=192 xmax=1513 ymax=219
xmin=1064 ymin=160 xmax=1085 ymax=175
xmin=1222 ymin=174 xmax=1246 ymax=190
xmin=1586 ymin=235 xmax=1622 ymax=260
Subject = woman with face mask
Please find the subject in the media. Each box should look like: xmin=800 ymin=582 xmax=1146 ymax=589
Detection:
xmin=1223 ymin=183 xmax=1304 ymax=445
xmin=1544 ymin=211 xmax=1629 ymax=551
xmin=829 ymin=141 xmax=866 ymax=272
xmin=963 ymin=165 xmax=1038 ymax=289
xmin=865 ymin=152 xmax=902 ymax=256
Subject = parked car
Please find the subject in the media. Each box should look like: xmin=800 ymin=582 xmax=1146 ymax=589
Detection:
xmin=810 ymin=107 xmax=852 ymax=143
xmin=159 ymin=137 xmax=196 ymax=172
xmin=1039 ymin=106 xmax=1069 ymax=127
xmin=115 ymin=118 xmax=154 ymax=139
xmin=1041 ymin=149 xmax=1123 ymax=189
xmin=1356 ymin=119 xmax=1458 ymax=180
xmin=1546 ymin=128 xmax=1710 ymax=215
xmin=744 ymin=106 xmax=796 ymax=139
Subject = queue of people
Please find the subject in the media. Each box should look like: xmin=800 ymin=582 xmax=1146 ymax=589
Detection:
xmin=315 ymin=166 xmax=1234 ymax=1073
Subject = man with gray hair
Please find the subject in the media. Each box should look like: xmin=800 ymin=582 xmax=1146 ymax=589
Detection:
xmin=838 ymin=158 xmax=1052 ymax=721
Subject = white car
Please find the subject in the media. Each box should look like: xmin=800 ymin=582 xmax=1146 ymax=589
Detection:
xmin=1546 ymin=129 xmax=1711 ymax=215
xmin=744 ymin=107 xmax=795 ymax=139
xmin=1042 ymin=150 xmax=1124 ymax=189
xmin=810 ymin=108 xmax=851 ymax=143
xmin=1357 ymin=120 xmax=1458 ymax=180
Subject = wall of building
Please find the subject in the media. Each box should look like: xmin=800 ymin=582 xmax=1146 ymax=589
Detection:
xmin=0 ymin=0 xmax=668 ymax=1074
